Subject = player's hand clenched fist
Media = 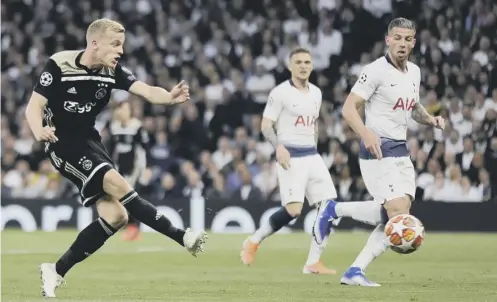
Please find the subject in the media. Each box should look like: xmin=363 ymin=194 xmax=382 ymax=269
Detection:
xmin=35 ymin=126 xmax=58 ymax=143
xmin=276 ymin=145 xmax=291 ymax=170
xmin=362 ymin=128 xmax=382 ymax=160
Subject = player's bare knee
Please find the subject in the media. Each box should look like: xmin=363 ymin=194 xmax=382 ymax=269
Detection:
xmin=384 ymin=195 xmax=411 ymax=218
xmin=96 ymin=196 xmax=128 ymax=229
xmin=103 ymin=169 xmax=133 ymax=200
xmin=285 ymin=202 xmax=303 ymax=217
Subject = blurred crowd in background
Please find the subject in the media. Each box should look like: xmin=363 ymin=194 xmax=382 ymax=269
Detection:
xmin=1 ymin=0 xmax=496 ymax=203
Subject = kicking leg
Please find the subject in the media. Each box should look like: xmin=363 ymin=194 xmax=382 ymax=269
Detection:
xmin=303 ymin=202 xmax=339 ymax=275
xmin=241 ymin=202 xmax=301 ymax=266
xmin=340 ymin=224 xmax=386 ymax=287
xmin=121 ymin=175 xmax=141 ymax=241
xmin=337 ymin=154 xmax=416 ymax=286
xmin=40 ymin=197 xmax=127 ymax=297
xmin=313 ymin=200 xmax=383 ymax=243
xmin=341 ymin=195 xmax=412 ymax=287
xmin=103 ymin=169 xmax=207 ymax=256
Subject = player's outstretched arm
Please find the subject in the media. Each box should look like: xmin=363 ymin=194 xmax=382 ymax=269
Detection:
xmin=128 ymin=81 xmax=190 ymax=105
xmin=25 ymin=92 xmax=58 ymax=143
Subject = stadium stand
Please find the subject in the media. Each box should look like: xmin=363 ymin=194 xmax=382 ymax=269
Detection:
xmin=1 ymin=0 xmax=496 ymax=203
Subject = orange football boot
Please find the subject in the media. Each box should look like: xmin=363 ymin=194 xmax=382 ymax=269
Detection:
xmin=121 ymin=223 xmax=141 ymax=241
xmin=240 ymin=238 xmax=259 ymax=266
xmin=303 ymin=261 xmax=337 ymax=274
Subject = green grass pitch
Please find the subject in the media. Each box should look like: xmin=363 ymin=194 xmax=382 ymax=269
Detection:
xmin=1 ymin=230 xmax=496 ymax=302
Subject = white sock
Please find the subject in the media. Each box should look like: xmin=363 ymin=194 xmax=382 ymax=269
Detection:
xmin=250 ymin=221 xmax=274 ymax=244
xmin=335 ymin=201 xmax=382 ymax=226
xmin=305 ymin=231 xmax=331 ymax=265
xmin=351 ymin=224 xmax=389 ymax=271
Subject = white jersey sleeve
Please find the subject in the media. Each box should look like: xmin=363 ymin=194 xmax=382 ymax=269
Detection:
xmin=350 ymin=64 xmax=381 ymax=101
xmin=263 ymin=90 xmax=283 ymax=121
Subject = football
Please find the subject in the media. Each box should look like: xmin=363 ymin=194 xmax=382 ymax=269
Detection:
xmin=385 ymin=214 xmax=425 ymax=254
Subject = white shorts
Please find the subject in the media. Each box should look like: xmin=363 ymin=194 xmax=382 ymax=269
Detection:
xmin=359 ymin=156 xmax=415 ymax=204
xmin=277 ymin=154 xmax=337 ymax=207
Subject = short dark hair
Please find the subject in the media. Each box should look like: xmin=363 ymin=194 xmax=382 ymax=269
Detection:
xmin=388 ymin=17 xmax=416 ymax=33
xmin=289 ymin=47 xmax=311 ymax=59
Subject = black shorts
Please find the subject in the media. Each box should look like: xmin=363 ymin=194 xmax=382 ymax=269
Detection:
xmin=45 ymin=138 xmax=115 ymax=207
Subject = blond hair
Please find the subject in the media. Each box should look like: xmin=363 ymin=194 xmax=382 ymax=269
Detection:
xmin=86 ymin=18 xmax=125 ymax=39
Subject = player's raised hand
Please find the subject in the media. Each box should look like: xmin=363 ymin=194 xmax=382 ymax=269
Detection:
xmin=363 ymin=128 xmax=382 ymax=160
xmin=432 ymin=116 xmax=445 ymax=130
xmin=35 ymin=126 xmax=58 ymax=143
xmin=276 ymin=145 xmax=291 ymax=169
xmin=170 ymin=80 xmax=190 ymax=104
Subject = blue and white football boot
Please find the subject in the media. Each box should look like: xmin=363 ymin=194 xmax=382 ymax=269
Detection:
xmin=340 ymin=267 xmax=381 ymax=287
xmin=312 ymin=199 xmax=339 ymax=244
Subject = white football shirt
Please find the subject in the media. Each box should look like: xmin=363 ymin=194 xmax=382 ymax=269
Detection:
xmin=263 ymin=80 xmax=322 ymax=148
xmin=351 ymin=56 xmax=421 ymax=141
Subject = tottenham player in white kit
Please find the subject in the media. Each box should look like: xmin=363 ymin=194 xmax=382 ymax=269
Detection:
xmin=314 ymin=18 xmax=445 ymax=286
xmin=240 ymin=48 xmax=338 ymax=274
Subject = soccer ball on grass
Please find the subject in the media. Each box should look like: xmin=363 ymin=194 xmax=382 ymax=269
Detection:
xmin=385 ymin=214 xmax=424 ymax=254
